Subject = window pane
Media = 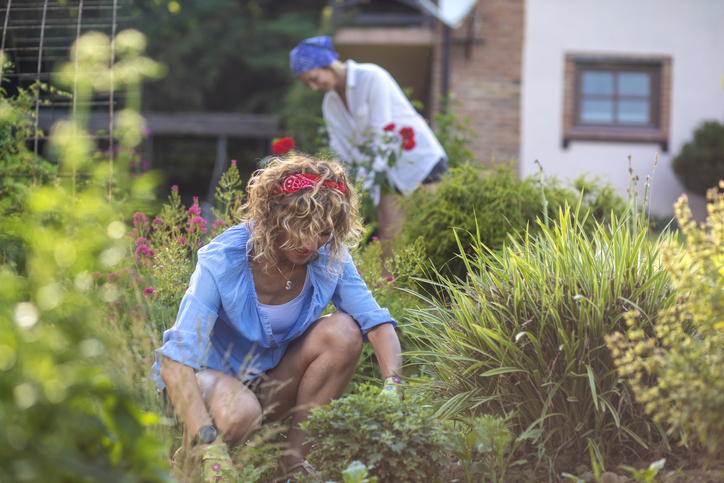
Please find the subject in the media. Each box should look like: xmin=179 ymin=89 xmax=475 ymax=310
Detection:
xmin=618 ymin=72 xmax=650 ymax=96
xmin=618 ymin=100 xmax=650 ymax=124
xmin=581 ymin=99 xmax=614 ymax=123
xmin=582 ymin=71 xmax=614 ymax=95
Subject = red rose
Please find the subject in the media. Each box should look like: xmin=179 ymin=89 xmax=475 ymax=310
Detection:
xmin=402 ymin=138 xmax=416 ymax=151
xmin=383 ymin=123 xmax=396 ymax=132
xmin=272 ymin=137 xmax=295 ymax=155
xmin=399 ymin=126 xmax=414 ymax=139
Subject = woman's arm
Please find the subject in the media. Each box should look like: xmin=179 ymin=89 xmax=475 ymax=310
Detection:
xmin=365 ymin=322 xmax=403 ymax=379
xmin=160 ymin=357 xmax=215 ymax=443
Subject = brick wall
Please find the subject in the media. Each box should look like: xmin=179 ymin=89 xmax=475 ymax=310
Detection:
xmin=430 ymin=0 xmax=525 ymax=166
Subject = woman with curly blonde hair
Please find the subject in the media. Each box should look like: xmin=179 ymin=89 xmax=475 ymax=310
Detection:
xmin=152 ymin=154 xmax=403 ymax=483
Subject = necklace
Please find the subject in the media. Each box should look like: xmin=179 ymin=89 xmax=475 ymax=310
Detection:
xmin=275 ymin=263 xmax=295 ymax=290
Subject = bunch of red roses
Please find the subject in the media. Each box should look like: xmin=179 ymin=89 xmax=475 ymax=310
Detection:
xmin=383 ymin=123 xmax=416 ymax=151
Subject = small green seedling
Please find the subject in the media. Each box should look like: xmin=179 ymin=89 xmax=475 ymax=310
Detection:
xmin=620 ymin=458 xmax=666 ymax=483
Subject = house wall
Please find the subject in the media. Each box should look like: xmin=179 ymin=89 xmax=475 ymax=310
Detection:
xmin=431 ymin=0 xmax=525 ymax=166
xmin=520 ymin=0 xmax=724 ymax=218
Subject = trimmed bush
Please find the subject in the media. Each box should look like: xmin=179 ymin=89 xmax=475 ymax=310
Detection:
xmin=406 ymin=207 xmax=677 ymax=458
xmin=399 ymin=163 xmax=627 ymax=280
xmin=672 ymin=120 xmax=724 ymax=197
xmin=302 ymin=384 xmax=450 ymax=483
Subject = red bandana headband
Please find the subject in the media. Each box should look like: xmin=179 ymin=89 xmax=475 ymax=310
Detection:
xmin=277 ymin=173 xmax=346 ymax=194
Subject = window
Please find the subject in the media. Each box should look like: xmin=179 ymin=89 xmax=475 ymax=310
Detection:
xmin=563 ymin=55 xmax=671 ymax=151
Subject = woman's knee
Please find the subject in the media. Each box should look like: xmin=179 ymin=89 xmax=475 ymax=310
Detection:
xmin=323 ymin=312 xmax=363 ymax=356
xmin=197 ymin=371 xmax=263 ymax=444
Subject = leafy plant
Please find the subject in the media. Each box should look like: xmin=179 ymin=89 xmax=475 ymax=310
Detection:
xmin=620 ymin=458 xmax=666 ymax=483
xmin=671 ymin=120 xmax=724 ymax=196
xmin=302 ymin=384 xmax=450 ymax=483
xmin=449 ymin=413 xmax=536 ymax=483
xmin=607 ymin=183 xmax=724 ymax=457
xmin=406 ymin=204 xmax=677 ymax=459
xmin=324 ymin=461 xmax=379 ymax=483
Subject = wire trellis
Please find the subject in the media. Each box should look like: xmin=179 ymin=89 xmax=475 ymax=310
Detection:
xmin=0 ymin=0 xmax=132 ymax=196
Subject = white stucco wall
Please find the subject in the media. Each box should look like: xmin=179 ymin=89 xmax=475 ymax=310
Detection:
xmin=520 ymin=0 xmax=724 ymax=219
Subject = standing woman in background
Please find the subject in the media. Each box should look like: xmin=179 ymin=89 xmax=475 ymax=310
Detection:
xmin=289 ymin=36 xmax=448 ymax=261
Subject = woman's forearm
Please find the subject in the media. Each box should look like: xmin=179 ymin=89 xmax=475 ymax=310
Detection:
xmin=366 ymin=322 xmax=403 ymax=379
xmin=160 ymin=357 xmax=213 ymax=438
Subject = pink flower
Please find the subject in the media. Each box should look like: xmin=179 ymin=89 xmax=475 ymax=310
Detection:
xmin=106 ymin=272 xmax=120 ymax=284
xmin=131 ymin=276 xmax=147 ymax=285
xmin=153 ymin=217 xmax=164 ymax=226
xmin=171 ymin=185 xmax=178 ymax=191
xmin=189 ymin=216 xmax=208 ymax=234
xmin=91 ymin=271 xmax=104 ymax=281
xmin=186 ymin=204 xmax=201 ymax=217
xmin=211 ymin=463 xmax=221 ymax=472
xmin=142 ymin=287 xmax=155 ymax=298
xmin=386 ymin=276 xmax=395 ymax=282
xmin=135 ymin=245 xmax=156 ymax=261
xmin=372 ymin=236 xmax=379 ymax=242
xmin=135 ymin=237 xmax=148 ymax=246
xmin=178 ymin=236 xmax=187 ymax=245
xmin=231 ymin=160 xmax=237 ymax=166
xmin=133 ymin=212 xmax=149 ymax=228
xmin=357 ymin=269 xmax=362 ymax=275
xmin=129 ymin=310 xmax=147 ymax=324
xmin=212 ymin=219 xmax=226 ymax=229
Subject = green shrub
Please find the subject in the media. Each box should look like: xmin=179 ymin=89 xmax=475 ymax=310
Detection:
xmin=302 ymin=384 xmax=450 ymax=483
xmin=448 ymin=413 xmax=537 ymax=483
xmin=671 ymin=120 xmax=724 ymax=196
xmin=607 ymin=184 xmax=724 ymax=457
xmin=406 ymin=207 xmax=677 ymax=459
xmin=0 ymin=29 xmax=174 ymax=482
xmin=0 ymin=80 xmax=59 ymax=272
xmin=399 ymin=163 xmax=626 ymax=280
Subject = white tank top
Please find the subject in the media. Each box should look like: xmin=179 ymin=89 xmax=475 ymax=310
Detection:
xmin=259 ymin=269 xmax=312 ymax=340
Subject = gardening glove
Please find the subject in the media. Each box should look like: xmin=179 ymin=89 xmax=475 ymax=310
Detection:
xmin=379 ymin=376 xmax=404 ymax=403
xmin=200 ymin=443 xmax=240 ymax=483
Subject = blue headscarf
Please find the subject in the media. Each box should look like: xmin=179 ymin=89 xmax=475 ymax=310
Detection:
xmin=289 ymin=36 xmax=340 ymax=78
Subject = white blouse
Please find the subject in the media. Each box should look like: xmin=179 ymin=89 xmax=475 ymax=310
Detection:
xmin=322 ymin=60 xmax=447 ymax=196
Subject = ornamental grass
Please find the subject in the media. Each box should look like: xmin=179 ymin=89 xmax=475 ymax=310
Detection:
xmin=406 ymin=205 xmax=678 ymax=458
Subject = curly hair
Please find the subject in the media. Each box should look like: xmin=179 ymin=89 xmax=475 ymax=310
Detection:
xmin=242 ymin=153 xmax=363 ymax=270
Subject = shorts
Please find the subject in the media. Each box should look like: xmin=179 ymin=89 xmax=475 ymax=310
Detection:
xmin=422 ymin=157 xmax=449 ymax=184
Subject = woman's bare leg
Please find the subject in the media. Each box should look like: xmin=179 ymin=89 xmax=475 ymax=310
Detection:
xmin=259 ymin=312 xmax=363 ymax=472
xmin=195 ymin=369 xmax=263 ymax=448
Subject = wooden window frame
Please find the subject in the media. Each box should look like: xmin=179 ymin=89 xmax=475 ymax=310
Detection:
xmin=563 ymin=54 xmax=671 ymax=151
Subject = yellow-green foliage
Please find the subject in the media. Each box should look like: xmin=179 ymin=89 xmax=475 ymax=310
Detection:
xmin=607 ymin=183 xmax=724 ymax=455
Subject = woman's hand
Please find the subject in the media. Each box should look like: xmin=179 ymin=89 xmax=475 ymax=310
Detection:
xmin=380 ymin=376 xmax=404 ymax=402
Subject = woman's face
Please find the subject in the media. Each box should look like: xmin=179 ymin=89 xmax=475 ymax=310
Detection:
xmin=298 ymin=67 xmax=338 ymax=93
xmin=277 ymin=230 xmax=332 ymax=265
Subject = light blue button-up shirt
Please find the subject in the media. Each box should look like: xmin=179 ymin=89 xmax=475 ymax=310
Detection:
xmin=151 ymin=223 xmax=394 ymax=389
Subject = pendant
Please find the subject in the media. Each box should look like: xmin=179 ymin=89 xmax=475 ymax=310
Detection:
xmin=285 ymin=281 xmax=292 ymax=290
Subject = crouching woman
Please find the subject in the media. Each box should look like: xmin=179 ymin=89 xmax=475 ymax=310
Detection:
xmin=151 ymin=154 xmax=403 ymax=482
